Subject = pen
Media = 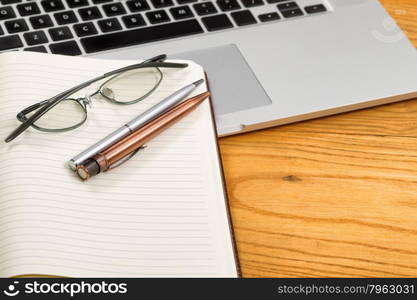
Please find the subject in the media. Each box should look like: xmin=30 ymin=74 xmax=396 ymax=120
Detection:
xmin=68 ymin=79 xmax=204 ymax=170
xmin=76 ymin=91 xmax=210 ymax=181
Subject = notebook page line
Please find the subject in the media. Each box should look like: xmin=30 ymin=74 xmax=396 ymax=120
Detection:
xmin=0 ymin=218 xmax=209 ymax=231
xmin=1 ymin=248 xmax=214 ymax=261
xmin=1 ymin=263 xmax=218 ymax=277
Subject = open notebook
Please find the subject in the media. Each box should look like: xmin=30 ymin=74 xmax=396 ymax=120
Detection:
xmin=0 ymin=52 xmax=239 ymax=278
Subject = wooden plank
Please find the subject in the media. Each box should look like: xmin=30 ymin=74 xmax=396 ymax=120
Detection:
xmin=220 ymin=0 xmax=417 ymax=277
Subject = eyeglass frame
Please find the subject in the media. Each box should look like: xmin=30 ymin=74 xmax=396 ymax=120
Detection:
xmin=5 ymin=54 xmax=188 ymax=143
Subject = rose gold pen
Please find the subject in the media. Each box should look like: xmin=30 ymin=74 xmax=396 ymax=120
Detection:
xmin=76 ymin=91 xmax=210 ymax=181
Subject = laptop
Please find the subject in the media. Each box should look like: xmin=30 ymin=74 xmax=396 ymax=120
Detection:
xmin=1 ymin=0 xmax=416 ymax=136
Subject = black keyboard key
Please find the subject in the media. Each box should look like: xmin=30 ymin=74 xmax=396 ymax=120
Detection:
xmin=0 ymin=35 xmax=22 ymax=50
xmin=177 ymin=0 xmax=197 ymax=3
xmin=66 ymin=0 xmax=89 ymax=8
xmin=79 ymin=6 xmax=102 ymax=20
xmin=81 ymin=19 xmax=203 ymax=53
xmin=98 ymin=18 xmax=122 ymax=32
xmin=92 ymin=0 xmax=113 ymax=3
xmin=126 ymin=0 xmax=150 ymax=12
xmin=241 ymin=0 xmax=263 ymax=7
xmin=103 ymin=3 xmax=127 ymax=16
xmin=49 ymin=26 xmax=73 ymax=41
xmin=280 ymin=8 xmax=303 ymax=18
xmin=231 ymin=10 xmax=256 ymax=26
xmin=50 ymin=40 xmax=82 ymax=55
xmin=0 ymin=6 xmax=15 ymax=20
xmin=258 ymin=12 xmax=279 ymax=22
xmin=216 ymin=0 xmax=240 ymax=11
xmin=277 ymin=2 xmax=298 ymax=10
xmin=54 ymin=11 xmax=78 ymax=24
xmin=30 ymin=15 xmax=54 ymax=29
xmin=122 ymin=13 xmax=146 ymax=28
xmin=5 ymin=19 xmax=28 ymax=33
xmin=266 ymin=0 xmax=287 ymax=2
xmin=201 ymin=14 xmax=233 ymax=31
xmin=24 ymin=45 xmax=48 ymax=53
xmin=305 ymin=4 xmax=326 ymax=14
xmin=17 ymin=2 xmax=40 ymax=16
xmin=170 ymin=5 xmax=193 ymax=20
xmin=277 ymin=1 xmax=303 ymax=18
xmin=74 ymin=22 xmax=98 ymax=36
xmin=23 ymin=30 xmax=48 ymax=45
xmin=146 ymin=10 xmax=169 ymax=24
xmin=193 ymin=2 xmax=217 ymax=16
xmin=151 ymin=0 xmax=174 ymax=8
xmin=0 ymin=25 xmax=3 ymax=35
xmin=1 ymin=0 xmax=21 ymax=4
xmin=41 ymin=0 xmax=65 ymax=12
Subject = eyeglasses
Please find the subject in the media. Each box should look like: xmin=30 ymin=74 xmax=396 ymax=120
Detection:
xmin=5 ymin=54 xmax=188 ymax=143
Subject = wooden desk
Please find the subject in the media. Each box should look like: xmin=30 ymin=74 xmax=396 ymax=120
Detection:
xmin=220 ymin=0 xmax=417 ymax=277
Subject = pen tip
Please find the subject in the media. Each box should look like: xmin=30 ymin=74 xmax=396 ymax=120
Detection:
xmin=193 ymin=79 xmax=204 ymax=87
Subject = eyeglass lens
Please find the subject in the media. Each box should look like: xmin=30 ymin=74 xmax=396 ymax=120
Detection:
xmin=31 ymin=67 xmax=163 ymax=132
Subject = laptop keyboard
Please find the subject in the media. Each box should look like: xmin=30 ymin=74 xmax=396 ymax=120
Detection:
xmin=0 ymin=0 xmax=329 ymax=55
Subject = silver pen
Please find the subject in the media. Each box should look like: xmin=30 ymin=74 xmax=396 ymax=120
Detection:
xmin=68 ymin=79 xmax=204 ymax=170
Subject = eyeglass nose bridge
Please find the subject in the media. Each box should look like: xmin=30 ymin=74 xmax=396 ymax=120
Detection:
xmin=76 ymin=95 xmax=93 ymax=109
xmin=74 ymin=87 xmax=107 ymax=109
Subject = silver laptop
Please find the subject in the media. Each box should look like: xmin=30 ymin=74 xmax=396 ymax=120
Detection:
xmin=1 ymin=0 xmax=416 ymax=136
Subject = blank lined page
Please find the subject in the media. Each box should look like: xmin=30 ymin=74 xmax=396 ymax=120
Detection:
xmin=0 ymin=52 xmax=237 ymax=277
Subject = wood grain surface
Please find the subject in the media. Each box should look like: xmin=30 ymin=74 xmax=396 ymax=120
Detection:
xmin=219 ymin=0 xmax=417 ymax=277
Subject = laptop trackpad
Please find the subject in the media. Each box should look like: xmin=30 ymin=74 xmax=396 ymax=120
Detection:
xmin=172 ymin=44 xmax=272 ymax=116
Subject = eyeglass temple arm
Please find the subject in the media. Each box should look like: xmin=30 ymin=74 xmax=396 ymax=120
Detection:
xmin=103 ymin=54 xmax=189 ymax=78
xmin=17 ymin=100 xmax=50 ymax=122
xmin=144 ymin=54 xmax=167 ymax=63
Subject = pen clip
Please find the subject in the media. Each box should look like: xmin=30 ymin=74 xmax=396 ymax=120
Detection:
xmin=108 ymin=146 xmax=147 ymax=170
